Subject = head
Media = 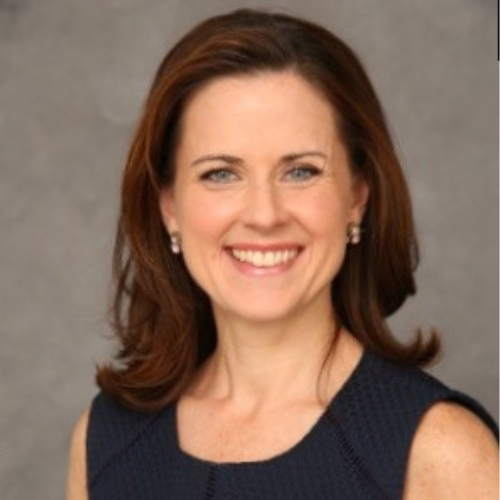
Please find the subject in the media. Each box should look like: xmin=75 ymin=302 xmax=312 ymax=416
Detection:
xmin=102 ymin=9 xmax=439 ymax=410
xmin=159 ymin=70 xmax=370 ymax=326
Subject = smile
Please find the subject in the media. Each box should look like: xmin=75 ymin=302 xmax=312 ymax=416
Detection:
xmin=229 ymin=247 xmax=301 ymax=268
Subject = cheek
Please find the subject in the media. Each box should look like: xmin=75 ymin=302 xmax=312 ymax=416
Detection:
xmin=177 ymin=192 xmax=235 ymax=245
xmin=289 ymin=188 xmax=350 ymax=238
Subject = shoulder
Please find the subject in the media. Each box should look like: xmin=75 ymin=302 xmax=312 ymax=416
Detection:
xmin=66 ymin=409 xmax=90 ymax=500
xmin=85 ymin=391 xmax=174 ymax=489
xmin=403 ymin=400 xmax=499 ymax=500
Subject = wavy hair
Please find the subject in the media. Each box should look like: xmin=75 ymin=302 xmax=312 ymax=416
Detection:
xmin=97 ymin=9 xmax=441 ymax=412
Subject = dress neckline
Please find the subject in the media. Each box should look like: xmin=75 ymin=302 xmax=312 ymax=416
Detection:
xmin=169 ymin=347 xmax=372 ymax=468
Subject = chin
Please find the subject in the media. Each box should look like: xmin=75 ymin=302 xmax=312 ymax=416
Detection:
xmin=216 ymin=300 xmax=305 ymax=326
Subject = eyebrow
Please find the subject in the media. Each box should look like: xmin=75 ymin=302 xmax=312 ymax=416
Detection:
xmin=190 ymin=151 xmax=328 ymax=167
xmin=191 ymin=154 xmax=243 ymax=167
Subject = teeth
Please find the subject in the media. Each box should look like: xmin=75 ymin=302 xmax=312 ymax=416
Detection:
xmin=231 ymin=248 xmax=299 ymax=267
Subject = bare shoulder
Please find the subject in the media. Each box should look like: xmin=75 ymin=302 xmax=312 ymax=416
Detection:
xmin=403 ymin=400 xmax=499 ymax=500
xmin=66 ymin=409 xmax=90 ymax=500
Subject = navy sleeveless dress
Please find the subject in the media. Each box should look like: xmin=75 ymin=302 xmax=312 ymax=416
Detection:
xmin=86 ymin=348 xmax=499 ymax=499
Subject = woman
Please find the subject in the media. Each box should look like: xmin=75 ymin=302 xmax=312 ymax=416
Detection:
xmin=67 ymin=9 xmax=499 ymax=500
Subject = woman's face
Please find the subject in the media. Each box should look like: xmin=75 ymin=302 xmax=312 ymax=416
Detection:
xmin=160 ymin=71 xmax=368 ymax=324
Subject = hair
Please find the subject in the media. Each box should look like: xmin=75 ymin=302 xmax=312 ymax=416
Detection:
xmin=96 ymin=8 xmax=441 ymax=412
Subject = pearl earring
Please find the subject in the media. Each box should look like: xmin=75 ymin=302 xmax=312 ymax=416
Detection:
xmin=346 ymin=222 xmax=362 ymax=245
xmin=170 ymin=232 xmax=182 ymax=254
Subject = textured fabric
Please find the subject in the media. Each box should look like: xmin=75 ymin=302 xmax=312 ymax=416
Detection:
xmin=87 ymin=349 xmax=499 ymax=499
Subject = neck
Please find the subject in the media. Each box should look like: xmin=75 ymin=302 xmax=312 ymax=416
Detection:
xmin=188 ymin=295 xmax=346 ymax=412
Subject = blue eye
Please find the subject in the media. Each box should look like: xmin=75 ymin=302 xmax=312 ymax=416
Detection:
xmin=200 ymin=168 xmax=238 ymax=183
xmin=285 ymin=165 xmax=321 ymax=181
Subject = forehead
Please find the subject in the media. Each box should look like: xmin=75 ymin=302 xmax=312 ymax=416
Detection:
xmin=176 ymin=71 xmax=341 ymax=157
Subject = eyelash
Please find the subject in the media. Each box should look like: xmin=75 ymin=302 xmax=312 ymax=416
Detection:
xmin=284 ymin=165 xmax=322 ymax=181
xmin=198 ymin=164 xmax=322 ymax=184
xmin=199 ymin=168 xmax=238 ymax=183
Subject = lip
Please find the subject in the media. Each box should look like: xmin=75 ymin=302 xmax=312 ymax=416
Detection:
xmin=224 ymin=244 xmax=304 ymax=276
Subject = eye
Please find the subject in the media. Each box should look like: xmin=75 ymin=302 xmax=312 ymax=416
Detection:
xmin=199 ymin=168 xmax=239 ymax=183
xmin=284 ymin=165 xmax=322 ymax=182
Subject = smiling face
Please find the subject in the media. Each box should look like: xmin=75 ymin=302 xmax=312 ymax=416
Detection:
xmin=160 ymin=71 xmax=368 ymax=325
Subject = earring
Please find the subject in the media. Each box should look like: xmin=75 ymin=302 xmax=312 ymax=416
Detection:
xmin=346 ymin=222 xmax=362 ymax=245
xmin=169 ymin=232 xmax=182 ymax=254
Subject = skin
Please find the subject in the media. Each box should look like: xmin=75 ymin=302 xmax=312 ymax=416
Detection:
xmin=66 ymin=71 xmax=498 ymax=498
xmin=159 ymin=71 xmax=369 ymax=410
xmin=66 ymin=410 xmax=89 ymax=500
xmin=163 ymin=72 xmax=367 ymax=328
xmin=402 ymin=401 xmax=499 ymax=500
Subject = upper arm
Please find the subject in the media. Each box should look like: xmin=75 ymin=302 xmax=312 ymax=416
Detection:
xmin=66 ymin=409 xmax=90 ymax=500
xmin=403 ymin=401 xmax=499 ymax=500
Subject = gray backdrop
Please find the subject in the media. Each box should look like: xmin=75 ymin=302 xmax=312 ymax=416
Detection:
xmin=1 ymin=1 xmax=497 ymax=498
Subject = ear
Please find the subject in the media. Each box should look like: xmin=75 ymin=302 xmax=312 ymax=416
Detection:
xmin=350 ymin=177 xmax=370 ymax=223
xmin=159 ymin=188 xmax=179 ymax=234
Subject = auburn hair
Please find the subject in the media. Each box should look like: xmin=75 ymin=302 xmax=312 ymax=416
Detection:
xmin=97 ymin=9 xmax=441 ymax=412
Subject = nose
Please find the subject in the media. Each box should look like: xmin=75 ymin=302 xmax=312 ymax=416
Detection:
xmin=240 ymin=181 xmax=288 ymax=231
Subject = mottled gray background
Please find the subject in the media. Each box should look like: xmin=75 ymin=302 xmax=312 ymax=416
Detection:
xmin=0 ymin=0 xmax=497 ymax=498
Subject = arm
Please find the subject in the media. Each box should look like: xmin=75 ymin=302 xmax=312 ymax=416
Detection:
xmin=403 ymin=401 xmax=499 ymax=500
xmin=66 ymin=410 xmax=90 ymax=500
